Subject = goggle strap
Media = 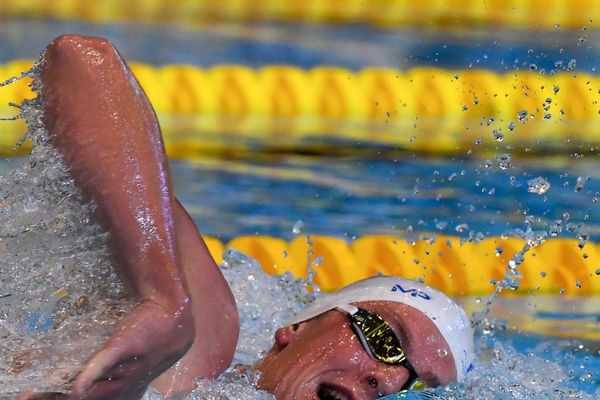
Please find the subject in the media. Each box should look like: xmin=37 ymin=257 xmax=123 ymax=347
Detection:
xmin=335 ymin=304 xmax=359 ymax=315
xmin=402 ymin=362 xmax=420 ymax=391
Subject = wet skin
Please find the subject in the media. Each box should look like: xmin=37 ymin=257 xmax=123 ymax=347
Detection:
xmin=19 ymin=35 xmax=239 ymax=400
xmin=254 ymin=301 xmax=456 ymax=400
xmin=20 ymin=35 xmax=456 ymax=400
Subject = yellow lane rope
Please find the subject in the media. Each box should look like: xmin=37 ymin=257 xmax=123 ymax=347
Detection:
xmin=1 ymin=61 xmax=599 ymax=156
xmin=2 ymin=0 xmax=599 ymax=30
xmin=206 ymin=234 xmax=600 ymax=295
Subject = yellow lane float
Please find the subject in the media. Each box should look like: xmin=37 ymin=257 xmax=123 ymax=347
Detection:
xmin=2 ymin=0 xmax=598 ymax=30
xmin=1 ymin=62 xmax=599 ymax=156
xmin=206 ymin=234 xmax=600 ymax=295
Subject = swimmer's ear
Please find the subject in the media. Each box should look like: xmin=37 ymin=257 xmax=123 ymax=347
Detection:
xmin=274 ymin=323 xmax=306 ymax=346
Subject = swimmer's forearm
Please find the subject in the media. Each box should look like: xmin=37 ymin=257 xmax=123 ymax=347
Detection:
xmin=40 ymin=35 xmax=189 ymax=310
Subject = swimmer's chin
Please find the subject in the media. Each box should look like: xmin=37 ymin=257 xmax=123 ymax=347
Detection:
xmin=261 ymin=374 xmax=359 ymax=400
xmin=296 ymin=379 xmax=358 ymax=400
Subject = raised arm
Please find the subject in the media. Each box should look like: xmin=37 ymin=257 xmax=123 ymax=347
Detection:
xmin=33 ymin=34 xmax=194 ymax=399
xmin=41 ymin=35 xmax=187 ymax=310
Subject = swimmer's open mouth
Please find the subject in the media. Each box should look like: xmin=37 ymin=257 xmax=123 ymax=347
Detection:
xmin=317 ymin=383 xmax=353 ymax=400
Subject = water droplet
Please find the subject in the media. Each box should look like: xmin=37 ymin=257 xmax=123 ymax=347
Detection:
xmin=292 ymin=220 xmax=304 ymax=235
xmin=567 ymin=59 xmax=577 ymax=70
xmin=528 ymin=177 xmax=551 ymax=195
xmin=496 ymin=153 xmax=511 ymax=170
xmin=508 ymin=121 xmax=516 ymax=131
xmin=495 ymin=247 xmax=503 ymax=256
xmin=550 ymin=220 xmax=563 ymax=236
xmin=312 ymin=256 xmax=324 ymax=267
xmin=493 ymin=129 xmax=504 ymax=141
xmin=462 ymin=105 xmax=469 ymax=111
xmin=436 ymin=221 xmax=448 ymax=230
xmin=575 ymin=176 xmax=586 ymax=192
xmin=455 ymin=223 xmax=469 ymax=233
xmin=576 ymin=281 xmax=582 ymax=289
xmin=553 ymin=85 xmax=560 ymax=94
xmin=517 ymin=110 xmax=528 ymax=123
xmin=437 ymin=348 xmax=448 ymax=358
xmin=540 ymin=271 xmax=547 ymax=278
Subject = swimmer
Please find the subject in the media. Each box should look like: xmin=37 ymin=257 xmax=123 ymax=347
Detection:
xmin=18 ymin=35 xmax=474 ymax=400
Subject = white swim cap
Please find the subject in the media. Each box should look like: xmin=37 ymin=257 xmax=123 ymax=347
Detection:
xmin=287 ymin=276 xmax=474 ymax=382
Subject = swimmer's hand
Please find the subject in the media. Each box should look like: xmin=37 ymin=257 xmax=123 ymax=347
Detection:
xmin=18 ymin=301 xmax=194 ymax=400
xmin=72 ymin=300 xmax=193 ymax=399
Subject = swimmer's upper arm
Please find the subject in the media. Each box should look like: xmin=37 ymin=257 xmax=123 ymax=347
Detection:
xmin=152 ymin=199 xmax=239 ymax=396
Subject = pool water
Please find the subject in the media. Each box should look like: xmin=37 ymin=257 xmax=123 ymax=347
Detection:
xmin=0 ymin=14 xmax=599 ymax=400
xmin=6 ymin=152 xmax=598 ymax=243
xmin=1 ymin=149 xmax=599 ymax=398
xmin=169 ymin=154 xmax=600 ymax=243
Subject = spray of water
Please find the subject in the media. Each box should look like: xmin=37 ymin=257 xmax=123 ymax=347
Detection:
xmin=0 ymin=62 xmax=596 ymax=400
xmin=0 ymin=66 xmax=133 ymax=395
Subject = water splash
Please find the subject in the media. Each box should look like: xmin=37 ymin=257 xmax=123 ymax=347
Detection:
xmin=139 ymin=250 xmax=598 ymax=400
xmin=140 ymin=249 xmax=314 ymax=400
xmin=0 ymin=70 xmax=132 ymax=395
xmin=383 ymin=333 xmax=597 ymax=399
xmin=219 ymin=249 xmax=315 ymax=365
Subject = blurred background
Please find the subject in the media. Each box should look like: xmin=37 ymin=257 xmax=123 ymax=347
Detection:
xmin=0 ymin=3 xmax=599 ymax=392
xmin=0 ymin=0 xmax=600 ymax=398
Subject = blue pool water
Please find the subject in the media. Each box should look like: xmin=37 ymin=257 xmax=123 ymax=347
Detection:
xmin=2 ymin=153 xmax=600 ymax=243
xmin=1 ymin=152 xmax=599 ymax=397
xmin=174 ymin=154 xmax=600 ymax=243
xmin=0 ymin=19 xmax=598 ymax=72
xmin=0 ymin=15 xmax=599 ymax=399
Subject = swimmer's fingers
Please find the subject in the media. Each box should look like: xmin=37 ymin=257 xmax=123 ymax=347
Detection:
xmin=70 ymin=302 xmax=192 ymax=399
xmin=69 ymin=347 xmax=148 ymax=400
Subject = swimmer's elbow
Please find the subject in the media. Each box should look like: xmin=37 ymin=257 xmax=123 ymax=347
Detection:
xmin=43 ymin=34 xmax=122 ymax=80
xmin=48 ymin=34 xmax=113 ymax=57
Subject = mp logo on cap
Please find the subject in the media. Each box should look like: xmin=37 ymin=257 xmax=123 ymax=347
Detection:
xmin=391 ymin=284 xmax=431 ymax=300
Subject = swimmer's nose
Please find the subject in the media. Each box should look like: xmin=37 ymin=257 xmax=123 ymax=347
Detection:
xmin=362 ymin=363 xmax=413 ymax=397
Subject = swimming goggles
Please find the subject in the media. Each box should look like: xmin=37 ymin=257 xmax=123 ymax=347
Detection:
xmin=336 ymin=304 xmax=427 ymax=392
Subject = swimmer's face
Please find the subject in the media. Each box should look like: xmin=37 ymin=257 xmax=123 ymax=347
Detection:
xmin=253 ymin=300 xmax=456 ymax=400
